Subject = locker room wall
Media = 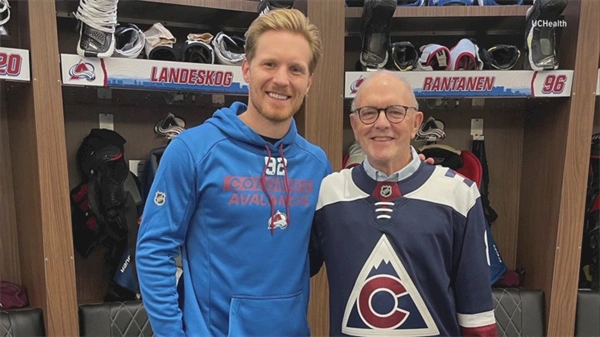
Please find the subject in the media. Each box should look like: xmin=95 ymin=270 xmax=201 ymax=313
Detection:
xmin=0 ymin=0 xmax=598 ymax=336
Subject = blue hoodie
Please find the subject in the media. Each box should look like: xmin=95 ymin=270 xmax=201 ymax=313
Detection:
xmin=136 ymin=102 xmax=332 ymax=337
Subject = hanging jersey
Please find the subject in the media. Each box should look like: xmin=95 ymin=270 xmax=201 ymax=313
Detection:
xmin=312 ymin=163 xmax=497 ymax=337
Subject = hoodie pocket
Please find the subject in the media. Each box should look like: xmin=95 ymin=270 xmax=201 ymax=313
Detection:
xmin=228 ymin=291 xmax=310 ymax=337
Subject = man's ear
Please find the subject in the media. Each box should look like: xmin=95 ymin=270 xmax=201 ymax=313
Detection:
xmin=411 ymin=111 xmax=424 ymax=139
xmin=306 ymin=73 xmax=314 ymax=95
xmin=350 ymin=113 xmax=359 ymax=137
xmin=242 ymin=59 xmax=250 ymax=83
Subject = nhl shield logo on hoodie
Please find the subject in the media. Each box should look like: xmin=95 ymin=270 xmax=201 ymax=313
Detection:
xmin=154 ymin=191 xmax=166 ymax=206
xmin=342 ymin=235 xmax=439 ymax=336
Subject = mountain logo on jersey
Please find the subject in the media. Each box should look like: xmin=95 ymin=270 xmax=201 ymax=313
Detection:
xmin=342 ymin=235 xmax=439 ymax=336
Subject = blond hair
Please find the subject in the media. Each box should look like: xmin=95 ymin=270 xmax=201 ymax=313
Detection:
xmin=244 ymin=8 xmax=323 ymax=74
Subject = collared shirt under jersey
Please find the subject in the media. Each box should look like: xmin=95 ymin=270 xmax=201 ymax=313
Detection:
xmin=363 ymin=146 xmax=421 ymax=182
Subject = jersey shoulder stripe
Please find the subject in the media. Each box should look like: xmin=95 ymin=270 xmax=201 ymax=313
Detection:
xmin=317 ymin=168 xmax=368 ymax=210
xmin=404 ymin=166 xmax=480 ymax=217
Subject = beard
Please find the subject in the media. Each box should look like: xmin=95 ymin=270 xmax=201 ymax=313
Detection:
xmin=251 ymin=95 xmax=303 ymax=123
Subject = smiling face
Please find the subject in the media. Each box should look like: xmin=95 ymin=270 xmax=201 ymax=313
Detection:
xmin=242 ymin=30 xmax=314 ymax=128
xmin=350 ymin=73 xmax=423 ymax=176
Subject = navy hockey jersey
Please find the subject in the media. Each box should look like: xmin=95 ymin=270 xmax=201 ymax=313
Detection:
xmin=311 ymin=162 xmax=498 ymax=337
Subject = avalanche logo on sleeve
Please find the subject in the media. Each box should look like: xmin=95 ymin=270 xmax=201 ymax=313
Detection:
xmin=342 ymin=235 xmax=439 ymax=336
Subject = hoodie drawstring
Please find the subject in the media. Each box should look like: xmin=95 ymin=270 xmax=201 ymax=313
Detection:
xmin=261 ymin=146 xmax=276 ymax=234
xmin=261 ymin=144 xmax=291 ymax=234
xmin=279 ymin=143 xmax=291 ymax=229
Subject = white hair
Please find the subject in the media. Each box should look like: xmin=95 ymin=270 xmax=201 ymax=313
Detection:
xmin=350 ymin=70 xmax=419 ymax=112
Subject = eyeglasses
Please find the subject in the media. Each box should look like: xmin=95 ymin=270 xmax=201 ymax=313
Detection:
xmin=351 ymin=105 xmax=416 ymax=125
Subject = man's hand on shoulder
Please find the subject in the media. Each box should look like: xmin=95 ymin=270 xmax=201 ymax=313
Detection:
xmin=418 ymin=153 xmax=435 ymax=165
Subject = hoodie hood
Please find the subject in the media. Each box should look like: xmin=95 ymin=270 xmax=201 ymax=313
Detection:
xmin=206 ymin=101 xmax=298 ymax=152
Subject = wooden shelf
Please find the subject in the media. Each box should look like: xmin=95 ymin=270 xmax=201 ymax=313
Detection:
xmin=133 ymin=0 xmax=259 ymax=12
xmin=61 ymin=84 xmax=247 ymax=107
xmin=55 ymin=0 xmax=261 ymax=33
xmin=346 ymin=5 xmax=529 ymax=18
xmin=346 ymin=6 xmax=530 ymax=36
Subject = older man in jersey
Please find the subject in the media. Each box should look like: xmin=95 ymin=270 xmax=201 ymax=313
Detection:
xmin=310 ymin=70 xmax=498 ymax=337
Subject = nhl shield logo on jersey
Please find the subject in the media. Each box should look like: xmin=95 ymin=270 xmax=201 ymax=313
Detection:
xmin=342 ymin=235 xmax=439 ymax=336
xmin=380 ymin=185 xmax=393 ymax=198
xmin=267 ymin=210 xmax=288 ymax=230
xmin=154 ymin=191 xmax=166 ymax=206
xmin=372 ymin=182 xmax=401 ymax=201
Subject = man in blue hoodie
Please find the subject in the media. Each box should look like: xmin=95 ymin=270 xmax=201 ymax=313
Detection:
xmin=136 ymin=8 xmax=332 ymax=337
